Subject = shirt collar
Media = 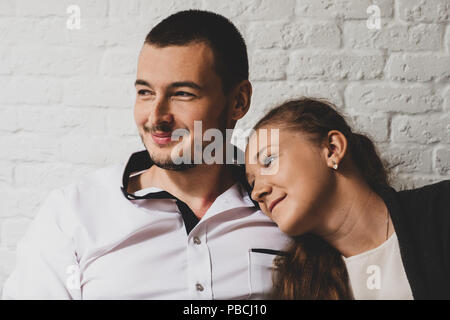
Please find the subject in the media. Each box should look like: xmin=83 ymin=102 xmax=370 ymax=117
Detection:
xmin=120 ymin=146 xmax=258 ymax=208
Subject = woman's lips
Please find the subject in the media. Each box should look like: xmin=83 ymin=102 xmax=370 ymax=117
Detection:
xmin=269 ymin=195 xmax=286 ymax=213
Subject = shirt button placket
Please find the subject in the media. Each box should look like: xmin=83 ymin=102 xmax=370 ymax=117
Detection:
xmin=187 ymin=229 xmax=212 ymax=299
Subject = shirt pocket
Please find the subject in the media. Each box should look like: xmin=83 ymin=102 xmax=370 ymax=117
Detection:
xmin=247 ymin=248 xmax=282 ymax=299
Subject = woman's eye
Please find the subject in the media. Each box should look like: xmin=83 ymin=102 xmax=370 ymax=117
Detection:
xmin=262 ymin=155 xmax=276 ymax=167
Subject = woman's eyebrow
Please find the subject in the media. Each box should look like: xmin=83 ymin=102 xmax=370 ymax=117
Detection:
xmin=253 ymin=145 xmax=268 ymax=163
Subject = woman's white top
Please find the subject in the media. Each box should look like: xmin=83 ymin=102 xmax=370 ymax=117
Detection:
xmin=342 ymin=232 xmax=414 ymax=300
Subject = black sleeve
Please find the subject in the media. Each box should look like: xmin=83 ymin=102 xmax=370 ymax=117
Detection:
xmin=403 ymin=180 xmax=450 ymax=271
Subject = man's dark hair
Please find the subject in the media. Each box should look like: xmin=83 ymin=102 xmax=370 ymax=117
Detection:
xmin=145 ymin=10 xmax=249 ymax=94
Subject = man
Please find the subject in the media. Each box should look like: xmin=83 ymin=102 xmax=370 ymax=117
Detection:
xmin=2 ymin=10 xmax=289 ymax=299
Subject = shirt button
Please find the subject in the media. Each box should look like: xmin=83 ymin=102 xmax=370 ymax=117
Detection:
xmin=193 ymin=237 xmax=201 ymax=245
xmin=195 ymin=283 xmax=204 ymax=292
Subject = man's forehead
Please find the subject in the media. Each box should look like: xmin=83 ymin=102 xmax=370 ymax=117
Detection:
xmin=137 ymin=43 xmax=216 ymax=83
xmin=138 ymin=42 xmax=214 ymax=65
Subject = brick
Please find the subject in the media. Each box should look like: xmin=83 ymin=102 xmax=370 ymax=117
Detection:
xmin=0 ymin=1 xmax=15 ymax=16
xmin=351 ymin=114 xmax=389 ymax=143
xmin=344 ymin=21 xmax=442 ymax=51
xmin=345 ymin=84 xmax=442 ymax=113
xmin=11 ymin=46 xmax=102 ymax=76
xmin=107 ymin=109 xmax=139 ymax=137
xmin=445 ymin=86 xmax=450 ymax=110
xmin=17 ymin=106 xmax=107 ymax=135
xmin=104 ymin=18 xmax=151 ymax=48
xmin=0 ymin=162 xmax=13 ymax=186
xmin=380 ymin=144 xmax=433 ymax=174
xmin=14 ymin=163 xmax=97 ymax=190
xmin=63 ymin=77 xmax=135 ymax=108
xmin=446 ymin=25 xmax=450 ymax=52
xmin=16 ymin=0 xmax=107 ymax=17
xmin=0 ymin=77 xmax=62 ymax=105
xmin=399 ymin=0 xmax=450 ymax=23
xmin=391 ymin=174 xmax=442 ymax=191
xmin=387 ymin=53 xmax=450 ymax=82
xmin=288 ymin=51 xmax=384 ymax=80
xmin=110 ymin=0 xmax=202 ymax=20
xmin=295 ymin=0 xmax=394 ymax=19
xmin=0 ymin=106 xmax=17 ymax=132
xmin=247 ymin=20 xmax=340 ymax=49
xmin=249 ymin=50 xmax=289 ymax=81
xmin=203 ymin=0 xmax=296 ymax=20
xmin=0 ymin=133 xmax=61 ymax=162
xmin=1 ymin=218 xmax=31 ymax=248
xmin=60 ymin=135 xmax=141 ymax=165
xmin=100 ymin=48 xmax=139 ymax=76
xmin=0 ymin=248 xmax=16 ymax=275
xmin=307 ymin=83 xmax=345 ymax=107
xmin=0 ymin=187 xmax=50 ymax=219
xmin=391 ymin=114 xmax=450 ymax=144
xmin=0 ymin=17 xmax=67 ymax=46
xmin=435 ymin=148 xmax=450 ymax=175
xmin=246 ymin=21 xmax=284 ymax=49
xmin=248 ymin=81 xmax=309 ymax=118
xmin=0 ymin=47 xmax=11 ymax=74
xmin=236 ymin=81 xmax=344 ymax=130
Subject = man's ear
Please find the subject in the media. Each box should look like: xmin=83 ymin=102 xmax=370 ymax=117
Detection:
xmin=323 ymin=130 xmax=348 ymax=170
xmin=230 ymin=80 xmax=252 ymax=121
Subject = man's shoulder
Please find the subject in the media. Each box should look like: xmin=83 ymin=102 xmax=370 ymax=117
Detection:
xmin=52 ymin=161 xmax=126 ymax=208
xmin=397 ymin=180 xmax=450 ymax=207
xmin=394 ymin=180 xmax=450 ymax=229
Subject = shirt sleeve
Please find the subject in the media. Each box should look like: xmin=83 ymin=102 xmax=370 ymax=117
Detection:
xmin=1 ymin=189 xmax=81 ymax=300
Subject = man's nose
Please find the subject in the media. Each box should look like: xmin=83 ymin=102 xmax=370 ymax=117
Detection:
xmin=150 ymin=96 xmax=174 ymax=125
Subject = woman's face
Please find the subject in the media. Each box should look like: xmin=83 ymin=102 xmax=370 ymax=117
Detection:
xmin=245 ymin=125 xmax=336 ymax=236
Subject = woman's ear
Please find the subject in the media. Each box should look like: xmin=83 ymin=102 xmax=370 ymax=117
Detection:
xmin=230 ymin=80 xmax=252 ymax=121
xmin=324 ymin=130 xmax=348 ymax=170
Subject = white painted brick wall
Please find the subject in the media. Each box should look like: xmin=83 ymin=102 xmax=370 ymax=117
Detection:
xmin=0 ymin=0 xmax=449 ymax=293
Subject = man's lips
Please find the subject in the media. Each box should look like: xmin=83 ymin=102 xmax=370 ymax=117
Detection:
xmin=151 ymin=131 xmax=173 ymax=145
xmin=151 ymin=131 xmax=172 ymax=137
xmin=269 ymin=195 xmax=286 ymax=213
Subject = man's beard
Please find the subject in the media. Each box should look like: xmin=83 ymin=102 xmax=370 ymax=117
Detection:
xmin=149 ymin=151 xmax=196 ymax=171
xmin=139 ymin=133 xmax=197 ymax=171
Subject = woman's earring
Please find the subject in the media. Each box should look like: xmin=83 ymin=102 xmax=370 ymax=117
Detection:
xmin=332 ymin=160 xmax=338 ymax=170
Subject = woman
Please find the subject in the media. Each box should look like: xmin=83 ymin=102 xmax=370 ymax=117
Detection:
xmin=244 ymin=97 xmax=450 ymax=300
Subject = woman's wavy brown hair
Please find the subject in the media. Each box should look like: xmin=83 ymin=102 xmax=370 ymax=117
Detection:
xmin=252 ymin=97 xmax=390 ymax=299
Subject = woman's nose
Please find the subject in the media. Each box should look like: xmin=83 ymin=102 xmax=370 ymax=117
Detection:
xmin=251 ymin=181 xmax=272 ymax=202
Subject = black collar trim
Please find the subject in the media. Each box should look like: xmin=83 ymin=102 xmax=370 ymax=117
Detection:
xmin=120 ymin=147 xmax=256 ymax=207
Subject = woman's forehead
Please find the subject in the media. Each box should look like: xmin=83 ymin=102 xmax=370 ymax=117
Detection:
xmin=245 ymin=127 xmax=281 ymax=162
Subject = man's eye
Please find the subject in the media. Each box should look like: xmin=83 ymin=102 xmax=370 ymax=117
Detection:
xmin=137 ymin=89 xmax=152 ymax=96
xmin=174 ymin=91 xmax=194 ymax=97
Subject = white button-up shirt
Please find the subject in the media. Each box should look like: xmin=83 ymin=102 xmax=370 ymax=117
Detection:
xmin=2 ymin=150 xmax=290 ymax=299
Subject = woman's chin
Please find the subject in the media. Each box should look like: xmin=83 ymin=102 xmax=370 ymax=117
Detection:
xmin=276 ymin=220 xmax=300 ymax=237
xmin=275 ymin=217 xmax=308 ymax=237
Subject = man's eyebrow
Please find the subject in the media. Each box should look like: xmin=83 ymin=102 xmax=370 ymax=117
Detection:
xmin=169 ymin=81 xmax=203 ymax=91
xmin=134 ymin=80 xmax=203 ymax=91
xmin=135 ymin=79 xmax=151 ymax=87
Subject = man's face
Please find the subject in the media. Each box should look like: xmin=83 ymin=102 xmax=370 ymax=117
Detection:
xmin=134 ymin=42 xmax=230 ymax=170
